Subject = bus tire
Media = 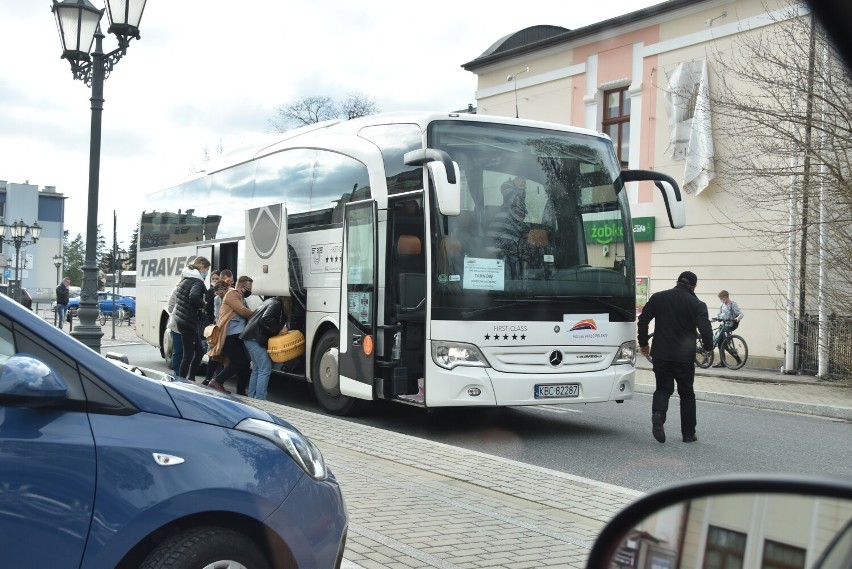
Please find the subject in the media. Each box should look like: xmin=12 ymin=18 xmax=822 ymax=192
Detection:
xmin=311 ymin=330 xmax=365 ymax=416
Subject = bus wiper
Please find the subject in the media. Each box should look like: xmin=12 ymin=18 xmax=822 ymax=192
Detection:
xmin=461 ymin=299 xmax=544 ymax=319
xmin=540 ymin=296 xmax=635 ymax=320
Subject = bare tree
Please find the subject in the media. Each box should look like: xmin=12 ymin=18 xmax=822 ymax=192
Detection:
xmin=269 ymin=92 xmax=379 ymax=132
xmin=340 ymin=91 xmax=379 ymax=120
xmin=707 ymin=2 xmax=852 ymax=313
xmin=705 ymin=1 xmax=852 ymax=376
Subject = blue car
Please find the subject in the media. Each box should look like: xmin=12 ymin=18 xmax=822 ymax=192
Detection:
xmin=97 ymin=291 xmax=136 ymax=317
xmin=0 ymin=294 xmax=348 ymax=568
xmin=65 ymin=291 xmax=136 ymax=318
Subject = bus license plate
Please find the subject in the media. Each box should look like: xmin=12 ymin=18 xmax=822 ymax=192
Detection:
xmin=535 ymin=383 xmax=580 ymax=398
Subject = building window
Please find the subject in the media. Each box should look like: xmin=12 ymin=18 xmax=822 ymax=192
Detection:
xmin=602 ymin=87 xmax=631 ymax=166
xmin=704 ymin=526 xmax=747 ymax=569
xmin=762 ymin=540 xmax=806 ymax=569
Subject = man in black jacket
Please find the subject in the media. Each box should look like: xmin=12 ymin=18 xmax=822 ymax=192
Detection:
xmin=55 ymin=277 xmax=71 ymax=330
xmin=637 ymin=271 xmax=713 ymax=444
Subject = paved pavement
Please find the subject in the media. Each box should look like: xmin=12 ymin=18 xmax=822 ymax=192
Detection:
xmin=50 ymin=312 xmax=852 ymax=568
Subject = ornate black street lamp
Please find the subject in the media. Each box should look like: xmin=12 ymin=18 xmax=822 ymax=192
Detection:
xmin=53 ymin=254 xmax=63 ymax=285
xmin=52 ymin=0 xmax=147 ymax=351
xmin=0 ymin=219 xmax=42 ymax=305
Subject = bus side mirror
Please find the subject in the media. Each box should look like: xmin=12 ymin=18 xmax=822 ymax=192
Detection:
xmin=428 ymin=161 xmax=461 ymax=216
xmin=404 ymin=148 xmax=461 ymax=217
xmin=621 ymin=170 xmax=686 ymax=229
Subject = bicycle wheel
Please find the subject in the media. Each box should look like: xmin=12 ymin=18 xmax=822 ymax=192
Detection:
xmin=720 ymin=335 xmax=748 ymax=370
xmin=117 ymin=307 xmax=126 ymax=326
xmin=695 ymin=338 xmax=714 ymax=368
xmin=99 ymin=311 xmax=106 ymax=326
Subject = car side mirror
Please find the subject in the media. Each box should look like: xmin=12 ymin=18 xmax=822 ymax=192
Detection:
xmin=585 ymin=475 xmax=852 ymax=569
xmin=0 ymin=354 xmax=68 ymax=407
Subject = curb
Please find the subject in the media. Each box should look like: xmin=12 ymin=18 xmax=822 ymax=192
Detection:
xmin=634 ymin=383 xmax=852 ymax=421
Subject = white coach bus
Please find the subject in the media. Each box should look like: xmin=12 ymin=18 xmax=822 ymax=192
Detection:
xmin=135 ymin=112 xmax=684 ymax=415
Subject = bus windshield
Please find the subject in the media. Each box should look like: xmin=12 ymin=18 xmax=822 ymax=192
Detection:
xmin=428 ymin=121 xmax=634 ymax=321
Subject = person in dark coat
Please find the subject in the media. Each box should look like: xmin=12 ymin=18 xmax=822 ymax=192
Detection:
xmin=55 ymin=277 xmax=71 ymax=330
xmin=172 ymin=256 xmax=211 ymax=381
xmin=637 ymin=271 xmax=713 ymax=444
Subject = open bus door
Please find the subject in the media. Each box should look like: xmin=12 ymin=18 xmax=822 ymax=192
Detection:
xmin=338 ymin=200 xmax=378 ymax=402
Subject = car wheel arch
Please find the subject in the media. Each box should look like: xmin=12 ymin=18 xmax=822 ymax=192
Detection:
xmin=114 ymin=512 xmax=296 ymax=569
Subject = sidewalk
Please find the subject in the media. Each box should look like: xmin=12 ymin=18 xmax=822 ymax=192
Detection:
xmin=635 ymin=359 xmax=852 ymax=421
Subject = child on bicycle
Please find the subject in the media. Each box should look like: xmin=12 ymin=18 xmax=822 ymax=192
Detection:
xmin=712 ymin=290 xmax=744 ymax=367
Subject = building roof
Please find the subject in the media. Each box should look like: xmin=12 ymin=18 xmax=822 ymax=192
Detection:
xmin=461 ymin=0 xmax=704 ymax=70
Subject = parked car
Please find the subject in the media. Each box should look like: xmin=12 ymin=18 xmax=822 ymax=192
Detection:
xmin=97 ymin=291 xmax=136 ymax=317
xmin=0 ymin=294 xmax=348 ymax=568
xmin=0 ymin=284 xmax=32 ymax=310
xmin=18 ymin=287 xmax=32 ymax=310
xmin=62 ymin=291 xmax=135 ymax=319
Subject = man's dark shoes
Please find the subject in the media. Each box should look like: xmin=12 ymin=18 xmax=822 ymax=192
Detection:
xmin=712 ymin=363 xmax=725 ymax=368
xmin=209 ymin=381 xmax=231 ymax=394
xmin=652 ymin=413 xmax=666 ymax=443
xmin=683 ymin=433 xmax=698 ymax=443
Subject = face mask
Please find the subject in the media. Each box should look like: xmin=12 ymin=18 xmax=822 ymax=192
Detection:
xmin=200 ymin=271 xmax=208 ymax=280
xmin=243 ymin=290 xmax=252 ymax=298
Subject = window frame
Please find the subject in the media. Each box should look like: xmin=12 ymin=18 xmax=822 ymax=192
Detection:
xmin=602 ymin=86 xmax=630 ymax=167
xmin=703 ymin=525 xmax=748 ymax=569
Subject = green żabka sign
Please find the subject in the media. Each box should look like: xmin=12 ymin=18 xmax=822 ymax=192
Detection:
xmin=583 ymin=216 xmax=655 ymax=243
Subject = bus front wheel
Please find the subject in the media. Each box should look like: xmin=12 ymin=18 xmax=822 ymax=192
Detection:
xmin=312 ymin=330 xmax=365 ymax=416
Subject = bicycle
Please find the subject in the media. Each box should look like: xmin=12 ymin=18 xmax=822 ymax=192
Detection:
xmin=116 ymin=305 xmax=133 ymax=326
xmin=645 ymin=333 xmax=713 ymax=368
xmin=708 ymin=318 xmax=748 ymax=370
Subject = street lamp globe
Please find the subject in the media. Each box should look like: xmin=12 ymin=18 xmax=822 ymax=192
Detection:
xmin=52 ymin=0 xmax=103 ymax=63
xmin=11 ymin=219 xmax=27 ymax=239
xmin=104 ymin=0 xmax=146 ymax=39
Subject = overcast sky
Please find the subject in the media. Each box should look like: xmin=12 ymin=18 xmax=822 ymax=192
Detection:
xmin=0 ymin=1 xmax=663 ymax=249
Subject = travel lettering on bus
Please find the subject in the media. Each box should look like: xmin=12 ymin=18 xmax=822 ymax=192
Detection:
xmin=139 ymin=255 xmax=196 ymax=277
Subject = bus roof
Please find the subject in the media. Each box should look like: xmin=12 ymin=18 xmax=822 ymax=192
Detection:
xmin=154 ymin=112 xmax=608 ymax=193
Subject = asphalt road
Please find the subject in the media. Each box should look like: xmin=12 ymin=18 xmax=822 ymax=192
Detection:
xmin=117 ymin=340 xmax=851 ymax=493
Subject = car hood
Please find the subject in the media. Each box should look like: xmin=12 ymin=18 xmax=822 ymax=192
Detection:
xmin=161 ymin=379 xmax=297 ymax=430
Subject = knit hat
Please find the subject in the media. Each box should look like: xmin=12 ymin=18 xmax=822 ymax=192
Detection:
xmin=677 ymin=271 xmax=698 ymax=286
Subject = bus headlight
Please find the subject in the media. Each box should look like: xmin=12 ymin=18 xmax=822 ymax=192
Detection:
xmin=431 ymin=341 xmax=490 ymax=370
xmin=612 ymin=341 xmax=637 ymax=365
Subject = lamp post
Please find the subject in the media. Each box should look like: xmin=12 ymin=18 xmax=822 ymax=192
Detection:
xmin=52 ymin=0 xmax=147 ymax=352
xmin=506 ymin=67 xmax=530 ymax=119
xmin=116 ymin=248 xmax=129 ymax=296
xmin=110 ymin=248 xmax=128 ymax=339
xmin=53 ymin=254 xmax=63 ymax=325
xmin=0 ymin=219 xmax=42 ymax=305
xmin=53 ymin=254 xmax=63 ymax=285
